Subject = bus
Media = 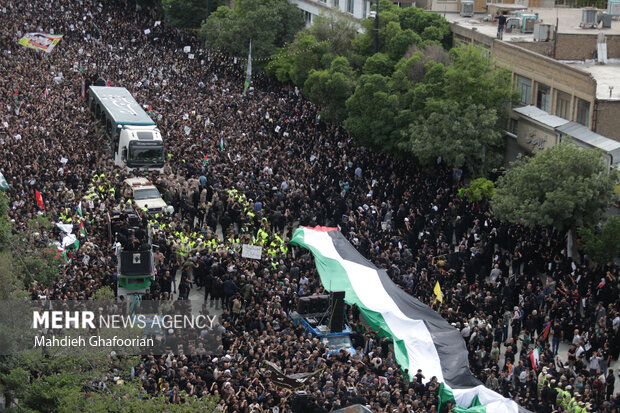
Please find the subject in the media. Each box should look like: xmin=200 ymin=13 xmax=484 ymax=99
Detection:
xmin=87 ymin=86 xmax=165 ymax=172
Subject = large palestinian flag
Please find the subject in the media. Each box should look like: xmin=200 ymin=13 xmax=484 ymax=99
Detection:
xmin=290 ymin=226 xmax=528 ymax=413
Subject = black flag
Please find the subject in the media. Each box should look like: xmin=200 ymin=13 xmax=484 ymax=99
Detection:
xmin=262 ymin=360 xmax=322 ymax=390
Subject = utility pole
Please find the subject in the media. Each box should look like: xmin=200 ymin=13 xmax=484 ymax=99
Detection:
xmin=374 ymin=0 xmax=379 ymax=54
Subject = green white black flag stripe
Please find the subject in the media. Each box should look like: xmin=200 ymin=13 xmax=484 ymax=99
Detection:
xmin=290 ymin=226 xmax=528 ymax=413
xmin=0 ymin=171 xmax=9 ymax=190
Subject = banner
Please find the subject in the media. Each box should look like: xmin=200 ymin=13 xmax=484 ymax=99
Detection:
xmin=18 ymin=33 xmax=63 ymax=53
xmin=241 ymin=244 xmax=262 ymax=260
xmin=262 ymin=360 xmax=322 ymax=390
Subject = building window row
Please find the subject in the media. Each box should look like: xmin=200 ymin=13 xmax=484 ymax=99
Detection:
xmin=514 ymin=75 xmax=590 ymax=127
xmin=346 ymin=0 xmax=354 ymax=14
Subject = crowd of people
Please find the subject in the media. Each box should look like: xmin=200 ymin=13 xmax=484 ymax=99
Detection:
xmin=1 ymin=0 xmax=618 ymax=412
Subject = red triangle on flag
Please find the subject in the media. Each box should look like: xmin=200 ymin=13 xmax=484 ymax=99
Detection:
xmin=35 ymin=190 xmax=45 ymax=209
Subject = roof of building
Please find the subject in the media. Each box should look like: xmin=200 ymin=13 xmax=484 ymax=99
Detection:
xmin=557 ymin=121 xmax=620 ymax=164
xmin=446 ymin=10 xmax=620 ymax=101
xmin=514 ymin=106 xmax=620 ymax=165
xmin=562 ymin=59 xmax=620 ymax=100
xmin=445 ymin=7 xmax=620 ymax=39
xmin=513 ymin=105 xmax=568 ymax=128
xmin=89 ymin=86 xmax=154 ymax=126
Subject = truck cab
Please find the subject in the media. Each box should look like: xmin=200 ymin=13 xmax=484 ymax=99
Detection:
xmin=116 ymin=125 xmax=165 ymax=173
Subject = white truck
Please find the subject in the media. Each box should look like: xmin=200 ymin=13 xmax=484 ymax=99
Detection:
xmin=88 ymin=86 xmax=165 ymax=173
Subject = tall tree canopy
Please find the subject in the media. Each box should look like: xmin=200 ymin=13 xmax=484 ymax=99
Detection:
xmin=491 ymin=143 xmax=619 ymax=230
xmin=199 ymin=0 xmax=304 ymax=59
xmin=162 ymin=0 xmax=223 ymax=28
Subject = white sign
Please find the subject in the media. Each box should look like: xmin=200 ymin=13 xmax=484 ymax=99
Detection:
xmin=144 ymin=29 xmax=151 ymax=35
xmin=183 ymin=46 xmax=191 ymax=53
xmin=241 ymin=244 xmax=262 ymax=260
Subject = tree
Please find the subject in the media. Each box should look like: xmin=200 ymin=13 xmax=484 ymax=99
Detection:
xmin=163 ymin=0 xmax=223 ymax=28
xmin=459 ymin=177 xmax=496 ymax=202
xmin=362 ymin=53 xmax=395 ymax=77
xmin=344 ymin=74 xmax=404 ymax=151
xmin=308 ymin=11 xmax=358 ymax=57
xmin=442 ymin=45 xmax=518 ymax=120
xmin=199 ymin=0 xmax=304 ymax=60
xmin=304 ymin=57 xmax=356 ymax=124
xmin=402 ymin=102 xmax=503 ymax=175
xmin=92 ymin=286 xmax=116 ymax=300
xmin=579 ymin=217 xmax=620 ymax=264
xmin=491 ymin=143 xmax=619 ymax=232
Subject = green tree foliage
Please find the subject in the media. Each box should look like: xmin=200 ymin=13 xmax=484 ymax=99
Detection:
xmin=304 ymin=57 xmax=356 ymax=124
xmin=579 ymin=217 xmax=620 ymax=264
xmin=199 ymin=0 xmax=304 ymax=59
xmin=344 ymin=74 xmax=414 ymax=151
xmin=459 ymin=177 xmax=496 ymax=202
xmin=1 ymin=348 xmax=218 ymax=412
xmin=363 ymin=53 xmax=394 ymax=76
xmin=352 ymin=0 xmax=450 ymax=60
xmin=491 ymin=144 xmax=619 ymax=230
xmin=403 ymin=102 xmax=503 ymax=175
xmin=307 ymin=11 xmax=358 ymax=56
xmin=443 ymin=46 xmax=518 ymax=121
xmin=58 ymin=379 xmax=217 ymax=412
xmin=163 ymin=0 xmax=223 ymax=28
xmin=92 ymin=285 xmax=116 ymax=300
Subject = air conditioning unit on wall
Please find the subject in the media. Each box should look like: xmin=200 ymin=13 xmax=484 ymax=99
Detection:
xmin=609 ymin=0 xmax=620 ymax=16
xmin=534 ymin=23 xmax=555 ymax=41
xmin=581 ymin=8 xmax=598 ymax=28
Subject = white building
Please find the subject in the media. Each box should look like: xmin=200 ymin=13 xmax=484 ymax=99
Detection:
xmin=291 ymin=0 xmax=416 ymax=26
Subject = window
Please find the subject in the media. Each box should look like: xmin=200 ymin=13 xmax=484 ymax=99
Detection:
xmin=576 ymin=99 xmax=590 ymax=127
xmin=334 ymin=0 xmax=340 ymax=8
xmin=516 ymin=75 xmax=532 ymax=105
xmin=536 ymin=83 xmax=550 ymax=113
xmin=346 ymin=0 xmax=354 ymax=14
xmin=555 ymin=91 xmax=571 ymax=120
xmin=303 ymin=10 xmax=312 ymax=24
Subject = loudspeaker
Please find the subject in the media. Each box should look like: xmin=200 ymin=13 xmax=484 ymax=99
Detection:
xmin=328 ymin=291 xmax=346 ymax=333
xmin=297 ymin=296 xmax=310 ymax=314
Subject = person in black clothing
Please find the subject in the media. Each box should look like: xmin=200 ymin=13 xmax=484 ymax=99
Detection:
xmin=497 ymin=11 xmax=507 ymax=39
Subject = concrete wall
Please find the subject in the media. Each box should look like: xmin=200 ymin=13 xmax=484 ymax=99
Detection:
xmin=595 ymin=101 xmax=620 ymax=141
xmin=516 ymin=118 xmax=561 ymax=152
xmin=451 ymin=22 xmax=620 ymax=142
xmin=511 ymin=41 xmax=554 ymax=57
xmin=493 ymin=41 xmax=596 ymax=96
xmin=531 ymin=33 xmax=620 ymax=60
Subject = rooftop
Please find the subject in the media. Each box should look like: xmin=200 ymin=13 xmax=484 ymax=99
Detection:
xmin=445 ymin=7 xmax=620 ymax=40
xmin=445 ymin=8 xmax=620 ymax=101
xmin=562 ymin=59 xmax=620 ymax=100
xmin=89 ymin=86 xmax=155 ymax=126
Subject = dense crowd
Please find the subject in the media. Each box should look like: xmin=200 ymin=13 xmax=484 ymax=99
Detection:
xmin=0 ymin=0 xmax=618 ymax=412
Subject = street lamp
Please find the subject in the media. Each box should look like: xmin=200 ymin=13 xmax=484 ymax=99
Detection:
xmin=374 ymin=0 xmax=379 ymax=54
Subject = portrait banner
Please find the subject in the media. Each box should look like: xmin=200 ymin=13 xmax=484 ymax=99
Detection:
xmin=18 ymin=33 xmax=64 ymax=53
